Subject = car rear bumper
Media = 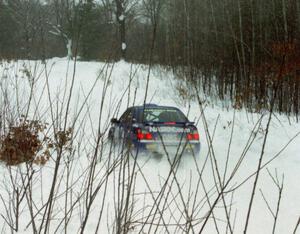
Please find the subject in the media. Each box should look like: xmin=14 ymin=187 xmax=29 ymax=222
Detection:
xmin=132 ymin=140 xmax=200 ymax=156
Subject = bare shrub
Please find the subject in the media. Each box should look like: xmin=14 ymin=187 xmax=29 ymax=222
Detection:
xmin=0 ymin=119 xmax=51 ymax=166
xmin=54 ymin=127 xmax=73 ymax=151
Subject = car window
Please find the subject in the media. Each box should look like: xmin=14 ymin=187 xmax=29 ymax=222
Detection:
xmin=125 ymin=111 xmax=133 ymax=123
xmin=120 ymin=109 xmax=133 ymax=123
xmin=138 ymin=108 xmax=187 ymax=122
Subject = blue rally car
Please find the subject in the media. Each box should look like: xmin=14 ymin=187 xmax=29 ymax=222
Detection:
xmin=108 ymin=104 xmax=200 ymax=156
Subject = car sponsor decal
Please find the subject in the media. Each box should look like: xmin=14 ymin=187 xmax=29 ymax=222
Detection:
xmin=148 ymin=126 xmax=191 ymax=133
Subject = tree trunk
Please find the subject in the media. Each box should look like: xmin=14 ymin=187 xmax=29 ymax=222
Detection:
xmin=116 ymin=0 xmax=126 ymax=60
xmin=281 ymin=0 xmax=288 ymax=41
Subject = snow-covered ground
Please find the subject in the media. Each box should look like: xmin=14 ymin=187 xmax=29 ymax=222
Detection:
xmin=0 ymin=58 xmax=299 ymax=233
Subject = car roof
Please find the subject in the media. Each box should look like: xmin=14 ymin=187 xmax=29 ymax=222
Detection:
xmin=132 ymin=104 xmax=181 ymax=111
xmin=128 ymin=104 xmax=189 ymax=122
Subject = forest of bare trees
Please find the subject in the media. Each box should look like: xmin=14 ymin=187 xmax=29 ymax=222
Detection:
xmin=0 ymin=0 xmax=300 ymax=116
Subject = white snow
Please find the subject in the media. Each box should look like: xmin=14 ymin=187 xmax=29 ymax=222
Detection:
xmin=66 ymin=38 xmax=72 ymax=59
xmin=119 ymin=14 xmax=125 ymax=21
xmin=122 ymin=42 xmax=126 ymax=50
xmin=0 ymin=58 xmax=299 ymax=233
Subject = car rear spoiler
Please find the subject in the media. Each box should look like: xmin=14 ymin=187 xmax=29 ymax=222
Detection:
xmin=144 ymin=121 xmax=195 ymax=126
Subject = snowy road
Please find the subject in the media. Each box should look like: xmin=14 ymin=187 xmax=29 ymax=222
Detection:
xmin=0 ymin=58 xmax=299 ymax=233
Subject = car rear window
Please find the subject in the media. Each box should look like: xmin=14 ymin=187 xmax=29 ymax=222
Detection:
xmin=138 ymin=108 xmax=188 ymax=123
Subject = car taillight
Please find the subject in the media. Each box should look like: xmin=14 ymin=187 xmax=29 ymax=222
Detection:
xmin=144 ymin=132 xmax=153 ymax=140
xmin=193 ymin=133 xmax=199 ymax=140
xmin=137 ymin=129 xmax=144 ymax=140
xmin=187 ymin=133 xmax=193 ymax=140
xmin=136 ymin=129 xmax=153 ymax=140
xmin=187 ymin=131 xmax=200 ymax=141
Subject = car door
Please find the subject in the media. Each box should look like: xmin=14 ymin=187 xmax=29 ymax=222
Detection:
xmin=118 ymin=108 xmax=133 ymax=142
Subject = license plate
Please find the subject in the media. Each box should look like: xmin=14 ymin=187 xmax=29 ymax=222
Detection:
xmin=162 ymin=134 xmax=176 ymax=142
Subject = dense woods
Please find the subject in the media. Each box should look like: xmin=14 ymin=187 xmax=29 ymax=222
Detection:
xmin=0 ymin=0 xmax=299 ymax=115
